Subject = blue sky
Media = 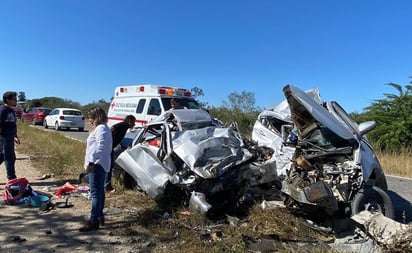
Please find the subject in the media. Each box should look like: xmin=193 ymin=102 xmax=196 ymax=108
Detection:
xmin=1 ymin=1 xmax=411 ymax=113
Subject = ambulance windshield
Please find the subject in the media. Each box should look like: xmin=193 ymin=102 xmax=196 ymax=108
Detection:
xmin=162 ymin=98 xmax=201 ymax=111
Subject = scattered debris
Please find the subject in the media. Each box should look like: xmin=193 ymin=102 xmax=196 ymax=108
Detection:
xmin=8 ymin=235 xmax=26 ymax=243
xmin=37 ymin=173 xmax=54 ymax=180
xmin=351 ymin=210 xmax=412 ymax=247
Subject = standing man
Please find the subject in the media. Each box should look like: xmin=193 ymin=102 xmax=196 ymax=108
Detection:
xmin=104 ymin=115 xmax=136 ymax=193
xmin=0 ymin=91 xmax=20 ymax=180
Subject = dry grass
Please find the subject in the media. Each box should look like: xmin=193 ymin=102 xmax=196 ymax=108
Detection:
xmin=16 ymin=121 xmax=85 ymax=178
xmin=377 ymin=148 xmax=412 ymax=178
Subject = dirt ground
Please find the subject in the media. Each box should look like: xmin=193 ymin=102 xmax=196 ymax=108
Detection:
xmin=4 ymin=152 xmax=408 ymax=253
xmin=0 ymin=152 xmax=152 ymax=253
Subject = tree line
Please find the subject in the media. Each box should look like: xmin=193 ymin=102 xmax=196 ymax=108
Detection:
xmin=13 ymin=77 xmax=412 ymax=152
xmin=351 ymin=80 xmax=412 ymax=152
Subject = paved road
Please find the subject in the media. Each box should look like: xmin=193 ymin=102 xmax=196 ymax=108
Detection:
xmin=37 ymin=123 xmax=90 ymax=143
xmin=33 ymin=124 xmax=412 ymax=223
xmin=386 ymin=175 xmax=412 ymax=223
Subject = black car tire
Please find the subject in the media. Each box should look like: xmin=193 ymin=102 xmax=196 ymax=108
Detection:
xmin=351 ymin=186 xmax=395 ymax=219
xmin=55 ymin=122 xmax=61 ymax=131
xmin=44 ymin=120 xmax=48 ymax=129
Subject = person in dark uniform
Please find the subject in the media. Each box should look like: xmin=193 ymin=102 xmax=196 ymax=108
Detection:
xmin=104 ymin=115 xmax=136 ymax=193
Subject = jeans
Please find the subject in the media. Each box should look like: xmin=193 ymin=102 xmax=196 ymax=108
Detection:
xmin=88 ymin=164 xmax=105 ymax=223
xmin=1 ymin=136 xmax=16 ymax=180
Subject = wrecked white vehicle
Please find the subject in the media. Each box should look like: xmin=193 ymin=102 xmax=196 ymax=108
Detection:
xmin=252 ymin=85 xmax=394 ymax=219
xmin=116 ymin=109 xmax=277 ymax=214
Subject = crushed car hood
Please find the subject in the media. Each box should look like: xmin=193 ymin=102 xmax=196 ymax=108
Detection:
xmin=283 ymin=85 xmax=355 ymax=140
xmin=172 ymin=126 xmax=253 ymax=179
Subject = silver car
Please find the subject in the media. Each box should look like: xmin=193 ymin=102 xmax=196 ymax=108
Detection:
xmin=115 ymin=109 xmax=274 ymax=213
xmin=252 ymin=85 xmax=394 ymax=218
xmin=116 ymin=86 xmax=394 ymax=219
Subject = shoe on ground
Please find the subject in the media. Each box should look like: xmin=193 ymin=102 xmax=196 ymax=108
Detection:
xmin=79 ymin=221 xmax=99 ymax=232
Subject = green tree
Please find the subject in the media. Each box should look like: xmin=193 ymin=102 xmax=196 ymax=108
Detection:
xmin=190 ymin=86 xmax=208 ymax=108
xmin=223 ymin=91 xmax=257 ymax=113
xmin=362 ymin=81 xmax=412 ymax=151
xmin=17 ymin=92 xmax=26 ymax=102
xmin=26 ymin=97 xmax=82 ymax=110
xmin=210 ymin=91 xmax=260 ymax=136
xmin=82 ymin=99 xmax=110 ymax=116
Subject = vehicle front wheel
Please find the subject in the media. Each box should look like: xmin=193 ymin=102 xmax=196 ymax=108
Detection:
xmin=55 ymin=122 xmax=61 ymax=131
xmin=351 ymin=186 xmax=395 ymax=219
xmin=44 ymin=120 xmax=48 ymax=128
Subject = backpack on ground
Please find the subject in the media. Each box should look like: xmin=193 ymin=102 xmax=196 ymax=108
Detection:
xmin=2 ymin=177 xmax=29 ymax=204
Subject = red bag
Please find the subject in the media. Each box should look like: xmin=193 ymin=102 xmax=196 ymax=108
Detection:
xmin=2 ymin=177 xmax=29 ymax=204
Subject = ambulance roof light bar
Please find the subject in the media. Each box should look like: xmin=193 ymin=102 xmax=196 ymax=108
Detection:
xmin=118 ymin=85 xmax=192 ymax=97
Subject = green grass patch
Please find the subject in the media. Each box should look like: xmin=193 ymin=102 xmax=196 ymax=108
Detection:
xmin=16 ymin=121 xmax=85 ymax=178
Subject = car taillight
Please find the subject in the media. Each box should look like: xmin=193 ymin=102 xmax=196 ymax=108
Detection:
xmin=59 ymin=116 xmax=65 ymax=120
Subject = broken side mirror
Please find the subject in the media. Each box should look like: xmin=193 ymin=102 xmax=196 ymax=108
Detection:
xmin=358 ymin=121 xmax=376 ymax=136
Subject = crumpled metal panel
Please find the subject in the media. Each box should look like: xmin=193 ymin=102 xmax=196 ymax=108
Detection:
xmin=153 ymin=109 xmax=213 ymax=130
xmin=116 ymin=145 xmax=172 ymax=200
xmin=252 ymin=120 xmax=294 ymax=177
xmin=283 ymin=85 xmax=354 ymax=140
xmin=172 ymin=126 xmax=253 ymax=179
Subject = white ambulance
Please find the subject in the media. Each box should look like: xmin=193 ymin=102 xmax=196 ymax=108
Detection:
xmin=107 ymin=84 xmax=201 ymax=127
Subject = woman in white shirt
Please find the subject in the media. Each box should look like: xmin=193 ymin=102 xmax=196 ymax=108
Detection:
xmin=79 ymin=107 xmax=112 ymax=232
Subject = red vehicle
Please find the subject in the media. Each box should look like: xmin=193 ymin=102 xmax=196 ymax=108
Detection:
xmin=13 ymin=107 xmax=23 ymax=119
xmin=22 ymin=107 xmax=52 ymax=125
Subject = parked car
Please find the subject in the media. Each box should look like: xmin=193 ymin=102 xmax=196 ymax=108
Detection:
xmin=44 ymin=108 xmax=85 ymax=131
xmin=13 ymin=107 xmax=23 ymax=119
xmin=21 ymin=107 xmax=52 ymax=125
xmin=252 ymin=85 xmax=394 ymax=219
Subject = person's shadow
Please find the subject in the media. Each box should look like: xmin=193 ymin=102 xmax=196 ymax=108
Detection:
xmin=387 ymin=190 xmax=412 ymax=224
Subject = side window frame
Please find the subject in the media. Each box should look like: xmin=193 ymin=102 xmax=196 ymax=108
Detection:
xmin=147 ymin=98 xmax=162 ymax=116
xmin=136 ymin=99 xmax=146 ymax=114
